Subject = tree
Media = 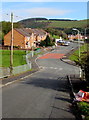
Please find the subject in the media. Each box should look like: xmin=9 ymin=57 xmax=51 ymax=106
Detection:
xmin=81 ymin=52 xmax=89 ymax=83
xmin=1 ymin=21 xmax=21 ymax=35
xmin=0 ymin=21 xmax=21 ymax=44
xmin=0 ymin=31 xmax=4 ymax=45
xmin=39 ymin=40 xmax=46 ymax=47
xmin=45 ymin=35 xmax=51 ymax=46
xmin=44 ymin=28 xmax=67 ymax=40
xmin=40 ymin=35 xmax=54 ymax=47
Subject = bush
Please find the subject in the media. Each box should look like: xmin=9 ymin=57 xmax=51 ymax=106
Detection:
xmin=85 ymin=116 xmax=89 ymax=120
xmin=78 ymin=102 xmax=89 ymax=116
xmin=39 ymin=40 xmax=46 ymax=47
xmin=40 ymin=35 xmax=54 ymax=47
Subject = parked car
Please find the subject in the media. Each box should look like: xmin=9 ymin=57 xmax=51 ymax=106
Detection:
xmin=69 ymin=39 xmax=74 ymax=42
xmin=57 ymin=41 xmax=64 ymax=45
xmin=64 ymin=41 xmax=69 ymax=46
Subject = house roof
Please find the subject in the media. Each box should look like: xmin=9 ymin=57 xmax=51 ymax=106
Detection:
xmin=14 ymin=28 xmax=47 ymax=37
xmin=32 ymin=29 xmax=46 ymax=36
xmin=15 ymin=28 xmax=32 ymax=37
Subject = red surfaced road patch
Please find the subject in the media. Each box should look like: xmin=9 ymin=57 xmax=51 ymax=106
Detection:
xmin=38 ymin=53 xmax=65 ymax=59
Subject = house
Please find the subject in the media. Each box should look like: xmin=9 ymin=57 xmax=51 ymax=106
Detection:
xmin=68 ymin=34 xmax=84 ymax=40
xmin=31 ymin=29 xmax=47 ymax=46
xmin=4 ymin=28 xmax=47 ymax=49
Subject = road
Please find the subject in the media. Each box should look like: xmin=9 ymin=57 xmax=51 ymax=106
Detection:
xmin=2 ymin=42 xmax=79 ymax=119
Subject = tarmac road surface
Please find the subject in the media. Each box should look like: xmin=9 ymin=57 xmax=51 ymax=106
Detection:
xmin=2 ymin=42 xmax=79 ymax=119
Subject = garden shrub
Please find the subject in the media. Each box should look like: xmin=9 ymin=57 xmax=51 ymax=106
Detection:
xmin=78 ymin=102 xmax=89 ymax=116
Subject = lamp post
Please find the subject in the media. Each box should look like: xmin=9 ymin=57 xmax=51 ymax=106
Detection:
xmin=73 ymin=28 xmax=82 ymax=78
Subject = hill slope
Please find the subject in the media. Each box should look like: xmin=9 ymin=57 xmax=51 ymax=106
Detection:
xmin=18 ymin=18 xmax=88 ymax=29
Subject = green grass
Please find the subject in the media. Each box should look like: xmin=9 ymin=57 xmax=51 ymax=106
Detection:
xmin=48 ymin=20 xmax=87 ymax=28
xmin=77 ymin=101 xmax=89 ymax=120
xmin=50 ymin=34 xmax=60 ymax=39
xmin=0 ymin=50 xmax=27 ymax=67
xmin=78 ymin=102 xmax=89 ymax=116
xmin=38 ymin=19 xmax=88 ymax=28
xmin=69 ymin=44 xmax=87 ymax=62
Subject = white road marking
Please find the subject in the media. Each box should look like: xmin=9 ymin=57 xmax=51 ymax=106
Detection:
xmin=39 ymin=66 xmax=63 ymax=70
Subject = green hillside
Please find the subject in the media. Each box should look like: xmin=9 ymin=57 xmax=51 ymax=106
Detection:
xmin=47 ymin=20 xmax=87 ymax=28
xmin=19 ymin=18 xmax=88 ymax=29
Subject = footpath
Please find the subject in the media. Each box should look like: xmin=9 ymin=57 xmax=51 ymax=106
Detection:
xmin=60 ymin=47 xmax=77 ymax=66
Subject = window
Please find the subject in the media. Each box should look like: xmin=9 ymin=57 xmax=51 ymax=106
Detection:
xmin=27 ymin=37 xmax=30 ymax=40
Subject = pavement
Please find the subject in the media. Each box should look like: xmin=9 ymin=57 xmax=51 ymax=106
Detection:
xmin=61 ymin=58 xmax=76 ymax=66
xmin=60 ymin=46 xmax=78 ymax=66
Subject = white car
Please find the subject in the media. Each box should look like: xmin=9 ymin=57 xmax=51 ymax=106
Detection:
xmin=64 ymin=42 xmax=69 ymax=46
xmin=67 ymin=41 xmax=70 ymax=44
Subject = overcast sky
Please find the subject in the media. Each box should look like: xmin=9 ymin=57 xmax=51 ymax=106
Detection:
xmin=1 ymin=1 xmax=88 ymax=22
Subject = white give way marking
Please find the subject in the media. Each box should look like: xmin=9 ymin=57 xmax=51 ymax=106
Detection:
xmin=39 ymin=66 xmax=63 ymax=70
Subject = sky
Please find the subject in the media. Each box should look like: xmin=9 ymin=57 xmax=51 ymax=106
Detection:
xmin=1 ymin=2 xmax=88 ymax=22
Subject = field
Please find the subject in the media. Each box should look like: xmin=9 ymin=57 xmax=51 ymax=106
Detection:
xmin=48 ymin=20 xmax=87 ymax=28
xmin=19 ymin=19 xmax=88 ymax=29
xmin=37 ymin=19 xmax=88 ymax=28
xmin=0 ymin=50 xmax=27 ymax=67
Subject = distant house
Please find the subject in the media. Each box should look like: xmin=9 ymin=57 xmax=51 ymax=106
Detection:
xmin=4 ymin=28 xmax=47 ymax=49
xmin=68 ymin=34 xmax=84 ymax=40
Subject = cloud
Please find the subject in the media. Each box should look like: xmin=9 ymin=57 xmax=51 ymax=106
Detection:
xmin=13 ymin=7 xmax=71 ymax=18
xmin=2 ymin=7 xmax=72 ymax=21
xmin=26 ymin=7 xmax=71 ymax=17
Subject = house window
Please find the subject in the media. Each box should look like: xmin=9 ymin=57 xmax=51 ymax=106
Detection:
xmin=27 ymin=37 xmax=30 ymax=40
xmin=26 ymin=41 xmax=30 ymax=48
xmin=26 ymin=41 xmax=28 ymax=45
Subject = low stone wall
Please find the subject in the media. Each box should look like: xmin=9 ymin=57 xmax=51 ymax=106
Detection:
xmin=13 ymin=63 xmax=31 ymax=75
xmin=0 ymin=63 xmax=31 ymax=78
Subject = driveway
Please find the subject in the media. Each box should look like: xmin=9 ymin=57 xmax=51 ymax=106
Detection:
xmin=2 ymin=42 xmax=79 ymax=119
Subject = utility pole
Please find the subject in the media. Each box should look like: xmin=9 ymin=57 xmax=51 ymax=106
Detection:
xmin=10 ymin=12 xmax=13 ymax=75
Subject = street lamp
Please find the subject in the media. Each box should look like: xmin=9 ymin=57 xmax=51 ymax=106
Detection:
xmin=72 ymin=28 xmax=82 ymax=78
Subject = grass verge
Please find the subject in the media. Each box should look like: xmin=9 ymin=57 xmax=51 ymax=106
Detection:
xmin=0 ymin=50 xmax=27 ymax=67
xmin=69 ymin=44 xmax=87 ymax=62
xmin=78 ymin=102 xmax=89 ymax=120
